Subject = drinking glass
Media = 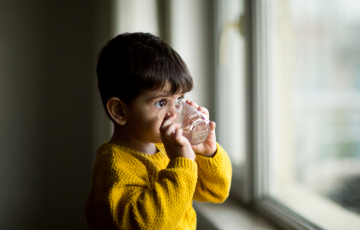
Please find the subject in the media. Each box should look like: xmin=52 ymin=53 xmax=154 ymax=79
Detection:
xmin=174 ymin=101 xmax=211 ymax=145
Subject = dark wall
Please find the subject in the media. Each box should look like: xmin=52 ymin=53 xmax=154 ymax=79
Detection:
xmin=0 ymin=0 xmax=111 ymax=229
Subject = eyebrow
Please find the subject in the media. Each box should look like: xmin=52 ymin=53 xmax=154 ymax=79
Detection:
xmin=148 ymin=93 xmax=172 ymax=101
xmin=148 ymin=92 xmax=184 ymax=101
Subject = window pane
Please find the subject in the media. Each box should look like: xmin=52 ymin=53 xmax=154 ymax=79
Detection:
xmin=268 ymin=0 xmax=360 ymax=228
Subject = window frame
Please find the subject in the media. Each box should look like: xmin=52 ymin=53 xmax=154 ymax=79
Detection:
xmin=215 ymin=0 xmax=360 ymax=229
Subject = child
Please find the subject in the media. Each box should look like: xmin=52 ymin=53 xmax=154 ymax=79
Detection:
xmin=85 ymin=32 xmax=232 ymax=230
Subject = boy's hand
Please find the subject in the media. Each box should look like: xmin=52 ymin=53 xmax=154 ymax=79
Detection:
xmin=160 ymin=113 xmax=195 ymax=161
xmin=185 ymin=100 xmax=217 ymax=157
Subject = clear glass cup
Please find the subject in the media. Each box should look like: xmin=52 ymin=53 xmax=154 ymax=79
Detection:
xmin=173 ymin=101 xmax=211 ymax=145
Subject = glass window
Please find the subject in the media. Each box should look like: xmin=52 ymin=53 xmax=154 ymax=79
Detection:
xmin=266 ymin=0 xmax=360 ymax=228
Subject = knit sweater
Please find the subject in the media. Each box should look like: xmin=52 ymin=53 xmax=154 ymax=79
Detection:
xmin=84 ymin=142 xmax=232 ymax=230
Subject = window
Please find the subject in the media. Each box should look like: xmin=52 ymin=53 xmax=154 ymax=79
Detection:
xmin=251 ymin=0 xmax=360 ymax=229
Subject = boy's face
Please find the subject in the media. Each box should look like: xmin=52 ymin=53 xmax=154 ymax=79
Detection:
xmin=124 ymin=81 xmax=185 ymax=144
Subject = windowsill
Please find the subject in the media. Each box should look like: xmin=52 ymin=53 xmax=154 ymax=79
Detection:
xmin=193 ymin=198 xmax=277 ymax=230
xmin=273 ymin=183 xmax=360 ymax=230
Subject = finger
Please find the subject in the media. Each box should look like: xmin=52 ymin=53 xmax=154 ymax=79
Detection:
xmin=185 ymin=100 xmax=199 ymax=109
xmin=161 ymin=123 xmax=182 ymax=145
xmin=197 ymin=106 xmax=209 ymax=118
xmin=161 ymin=123 xmax=181 ymax=146
xmin=160 ymin=113 xmax=177 ymax=131
xmin=207 ymin=121 xmax=217 ymax=141
xmin=209 ymin=121 xmax=216 ymax=131
xmin=160 ymin=113 xmax=171 ymax=126
xmin=163 ymin=123 xmax=182 ymax=137
xmin=173 ymin=128 xmax=188 ymax=145
xmin=186 ymin=100 xmax=210 ymax=117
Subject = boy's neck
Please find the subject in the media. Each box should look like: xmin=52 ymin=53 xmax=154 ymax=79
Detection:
xmin=109 ymin=125 xmax=158 ymax=155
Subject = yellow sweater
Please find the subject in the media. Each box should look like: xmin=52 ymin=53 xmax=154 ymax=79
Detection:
xmin=84 ymin=142 xmax=232 ymax=230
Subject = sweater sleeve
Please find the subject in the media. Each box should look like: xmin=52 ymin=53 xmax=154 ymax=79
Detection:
xmin=193 ymin=143 xmax=232 ymax=203
xmin=95 ymin=157 xmax=197 ymax=230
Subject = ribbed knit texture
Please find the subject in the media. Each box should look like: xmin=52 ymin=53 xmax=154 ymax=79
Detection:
xmin=84 ymin=142 xmax=232 ymax=230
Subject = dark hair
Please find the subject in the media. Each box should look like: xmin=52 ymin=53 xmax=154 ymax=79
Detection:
xmin=97 ymin=32 xmax=193 ymax=119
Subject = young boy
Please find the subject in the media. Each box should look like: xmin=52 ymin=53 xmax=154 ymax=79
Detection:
xmin=85 ymin=32 xmax=232 ymax=230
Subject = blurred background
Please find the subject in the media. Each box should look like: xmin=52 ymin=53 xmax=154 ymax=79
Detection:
xmin=1 ymin=0 xmax=360 ymax=229
xmin=0 ymin=0 xmax=111 ymax=228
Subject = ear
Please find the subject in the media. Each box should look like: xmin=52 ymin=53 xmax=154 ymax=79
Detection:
xmin=106 ymin=97 xmax=128 ymax=125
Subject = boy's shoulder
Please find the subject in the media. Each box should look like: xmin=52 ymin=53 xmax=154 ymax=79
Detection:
xmin=92 ymin=142 xmax=155 ymax=188
xmin=95 ymin=142 xmax=149 ymax=173
xmin=97 ymin=142 xmax=166 ymax=158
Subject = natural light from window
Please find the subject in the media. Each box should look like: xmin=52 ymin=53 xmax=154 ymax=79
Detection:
xmin=268 ymin=0 xmax=360 ymax=229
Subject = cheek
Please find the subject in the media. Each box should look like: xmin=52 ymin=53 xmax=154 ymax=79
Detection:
xmin=135 ymin=108 xmax=167 ymax=131
xmin=156 ymin=111 xmax=168 ymax=126
xmin=141 ymin=112 xmax=163 ymax=130
xmin=153 ymin=114 xmax=163 ymax=129
xmin=148 ymin=112 xmax=167 ymax=135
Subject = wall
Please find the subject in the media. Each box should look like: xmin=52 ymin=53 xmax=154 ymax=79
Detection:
xmin=0 ymin=0 xmax=110 ymax=229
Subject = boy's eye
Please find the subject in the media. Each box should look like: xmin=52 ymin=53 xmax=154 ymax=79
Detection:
xmin=155 ymin=100 xmax=166 ymax=108
xmin=175 ymin=97 xmax=183 ymax=105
